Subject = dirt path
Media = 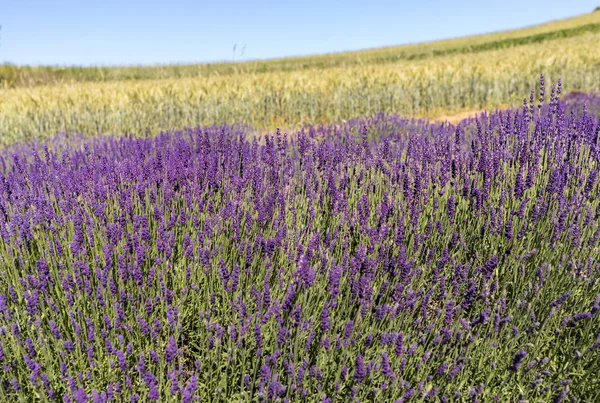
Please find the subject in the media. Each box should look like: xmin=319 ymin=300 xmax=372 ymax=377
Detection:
xmin=432 ymin=109 xmax=485 ymax=124
xmin=256 ymin=106 xmax=510 ymax=140
xmin=429 ymin=104 xmax=511 ymax=124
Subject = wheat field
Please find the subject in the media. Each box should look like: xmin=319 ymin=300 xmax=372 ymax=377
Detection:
xmin=0 ymin=11 xmax=599 ymax=145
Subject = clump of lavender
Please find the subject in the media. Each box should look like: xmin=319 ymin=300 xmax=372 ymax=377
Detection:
xmin=0 ymin=79 xmax=598 ymax=402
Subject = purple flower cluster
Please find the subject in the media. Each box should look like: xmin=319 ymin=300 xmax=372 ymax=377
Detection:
xmin=0 ymin=78 xmax=598 ymax=401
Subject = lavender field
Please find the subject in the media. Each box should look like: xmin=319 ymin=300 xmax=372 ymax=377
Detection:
xmin=0 ymin=78 xmax=599 ymax=402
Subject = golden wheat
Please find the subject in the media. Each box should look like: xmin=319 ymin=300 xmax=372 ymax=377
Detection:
xmin=0 ymin=18 xmax=599 ymax=145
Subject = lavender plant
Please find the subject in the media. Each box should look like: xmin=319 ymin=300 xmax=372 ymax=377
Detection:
xmin=0 ymin=78 xmax=599 ymax=402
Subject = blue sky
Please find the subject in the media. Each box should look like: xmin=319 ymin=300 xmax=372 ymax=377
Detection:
xmin=0 ymin=0 xmax=598 ymax=66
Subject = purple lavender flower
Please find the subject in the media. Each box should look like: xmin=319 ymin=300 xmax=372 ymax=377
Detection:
xmin=446 ymin=363 xmax=464 ymax=381
xmin=381 ymin=352 xmax=393 ymax=378
xmin=444 ymin=300 xmax=454 ymax=324
xmin=553 ymin=389 xmax=568 ymax=403
xmin=73 ymin=387 xmax=89 ymax=403
xmin=114 ymin=350 xmax=126 ymax=372
xmin=510 ymin=350 xmax=527 ymax=371
xmin=142 ymin=370 xmax=161 ymax=401
xmin=447 ymin=196 xmax=456 ymax=222
xmin=165 ymin=336 xmax=178 ymax=363
xmin=230 ymin=264 xmax=241 ymax=292
xmin=354 ymin=355 xmax=366 ymax=383
xmin=395 ymin=333 xmax=404 ymax=357
xmin=569 ymin=312 xmax=592 ymax=326
xmin=182 ymin=375 xmax=198 ymax=403
xmin=436 ymin=362 xmax=448 ymax=377
xmin=551 ymin=292 xmax=571 ymax=307
xmin=344 ymin=320 xmax=354 ymax=340
xmin=218 ymin=258 xmax=230 ymax=289
xmin=320 ymin=304 xmax=330 ymax=333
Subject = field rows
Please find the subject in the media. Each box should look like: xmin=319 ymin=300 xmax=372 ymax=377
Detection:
xmin=1 ymin=14 xmax=599 ymax=145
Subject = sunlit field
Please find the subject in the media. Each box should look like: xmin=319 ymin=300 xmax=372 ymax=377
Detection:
xmin=0 ymin=8 xmax=599 ymax=403
xmin=0 ymin=12 xmax=599 ymax=145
